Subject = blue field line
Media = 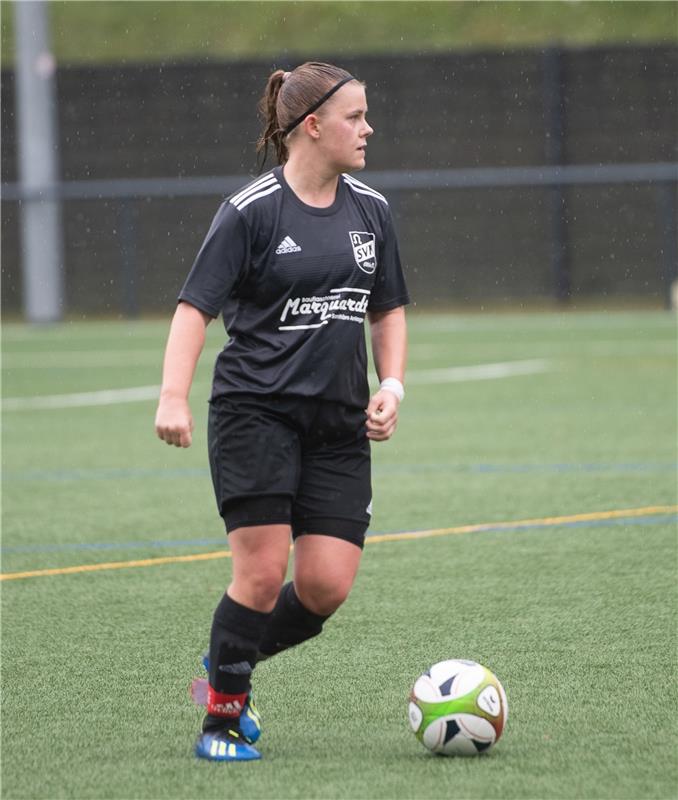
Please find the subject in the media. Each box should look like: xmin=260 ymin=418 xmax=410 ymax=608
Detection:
xmin=379 ymin=462 xmax=678 ymax=475
xmin=2 ymin=466 xmax=210 ymax=482
xmin=2 ymin=512 xmax=675 ymax=555
xmin=472 ymin=462 xmax=677 ymax=474
xmin=3 ymin=462 xmax=677 ymax=483
xmin=1 ymin=536 xmax=228 ymax=554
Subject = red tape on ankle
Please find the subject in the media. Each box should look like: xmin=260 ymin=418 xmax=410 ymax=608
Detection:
xmin=207 ymin=686 xmax=248 ymax=717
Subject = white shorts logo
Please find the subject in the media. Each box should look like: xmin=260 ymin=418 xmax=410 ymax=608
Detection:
xmin=349 ymin=231 xmax=376 ymax=274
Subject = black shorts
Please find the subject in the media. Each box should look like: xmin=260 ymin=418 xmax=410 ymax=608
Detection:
xmin=207 ymin=393 xmax=372 ymax=548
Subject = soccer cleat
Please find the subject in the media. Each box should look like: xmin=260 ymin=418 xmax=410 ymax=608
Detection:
xmin=197 ymin=654 xmax=262 ymax=744
xmin=195 ymin=727 xmax=261 ymax=762
xmin=239 ymin=693 xmax=262 ymax=743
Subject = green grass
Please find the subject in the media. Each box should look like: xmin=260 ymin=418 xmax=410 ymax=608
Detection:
xmin=1 ymin=1 xmax=676 ymax=67
xmin=2 ymin=310 xmax=677 ymax=799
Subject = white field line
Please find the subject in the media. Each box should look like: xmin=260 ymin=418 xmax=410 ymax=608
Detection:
xmin=2 ymin=385 xmax=162 ymax=411
xmin=3 ymin=359 xmax=551 ymax=411
xmin=405 ymin=359 xmax=550 ymax=385
xmin=408 ymin=340 xmax=676 ymax=359
xmin=1 ymin=349 xmax=163 ymax=369
xmin=410 ymin=313 xmax=677 ymax=332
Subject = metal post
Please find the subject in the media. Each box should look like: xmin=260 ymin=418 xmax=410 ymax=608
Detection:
xmin=655 ymin=182 xmax=678 ymax=310
xmin=14 ymin=0 xmax=64 ymax=322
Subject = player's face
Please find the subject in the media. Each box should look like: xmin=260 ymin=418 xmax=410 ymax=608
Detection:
xmin=316 ymin=82 xmax=373 ymax=173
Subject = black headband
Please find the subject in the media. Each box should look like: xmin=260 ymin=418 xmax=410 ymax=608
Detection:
xmin=283 ymin=75 xmax=355 ymax=135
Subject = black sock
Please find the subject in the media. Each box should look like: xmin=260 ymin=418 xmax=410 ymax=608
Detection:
xmin=203 ymin=593 xmax=271 ymax=733
xmin=257 ymin=582 xmax=332 ymax=660
xmin=209 ymin=592 xmax=271 ymax=692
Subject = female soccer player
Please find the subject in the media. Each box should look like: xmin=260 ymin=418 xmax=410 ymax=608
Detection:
xmin=155 ymin=61 xmax=409 ymax=762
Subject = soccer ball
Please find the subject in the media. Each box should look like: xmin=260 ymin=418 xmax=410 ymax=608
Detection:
xmin=408 ymin=659 xmax=508 ymax=756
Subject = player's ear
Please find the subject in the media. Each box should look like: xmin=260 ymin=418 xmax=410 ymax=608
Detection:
xmin=303 ymin=114 xmax=322 ymax=139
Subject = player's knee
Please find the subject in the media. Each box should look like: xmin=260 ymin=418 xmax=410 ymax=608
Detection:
xmin=296 ymin=575 xmax=352 ymax=616
xmin=235 ymin=563 xmax=286 ymax=610
xmin=253 ymin=569 xmax=286 ymax=608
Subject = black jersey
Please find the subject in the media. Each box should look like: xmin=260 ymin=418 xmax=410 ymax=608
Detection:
xmin=179 ymin=166 xmax=410 ymax=408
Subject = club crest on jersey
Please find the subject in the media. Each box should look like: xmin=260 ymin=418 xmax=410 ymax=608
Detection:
xmin=349 ymin=231 xmax=376 ymax=274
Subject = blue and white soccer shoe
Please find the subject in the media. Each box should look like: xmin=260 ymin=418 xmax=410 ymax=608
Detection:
xmin=238 ymin=694 xmax=262 ymax=744
xmin=195 ymin=728 xmax=261 ymax=762
xmin=200 ymin=654 xmax=262 ymax=744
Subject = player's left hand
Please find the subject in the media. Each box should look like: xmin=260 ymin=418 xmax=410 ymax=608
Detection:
xmin=365 ymin=389 xmax=400 ymax=441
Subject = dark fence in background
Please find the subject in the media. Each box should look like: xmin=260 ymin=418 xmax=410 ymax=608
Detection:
xmin=2 ymin=46 xmax=677 ymax=314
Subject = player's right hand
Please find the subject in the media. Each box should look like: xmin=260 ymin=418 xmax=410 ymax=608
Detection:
xmin=155 ymin=396 xmax=194 ymax=448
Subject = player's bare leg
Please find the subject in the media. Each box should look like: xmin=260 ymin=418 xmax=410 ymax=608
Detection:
xmin=252 ymin=534 xmax=362 ymax=660
xmin=228 ymin=524 xmax=291 ymax=612
xmin=293 ymin=534 xmax=362 ymax=616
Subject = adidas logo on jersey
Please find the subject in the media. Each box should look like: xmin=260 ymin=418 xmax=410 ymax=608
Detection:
xmin=275 ymin=236 xmax=302 ymax=255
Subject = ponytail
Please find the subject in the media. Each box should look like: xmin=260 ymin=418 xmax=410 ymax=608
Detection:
xmin=256 ymin=70 xmax=287 ymax=172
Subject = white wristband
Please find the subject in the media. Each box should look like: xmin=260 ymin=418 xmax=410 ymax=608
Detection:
xmin=379 ymin=377 xmax=405 ymax=402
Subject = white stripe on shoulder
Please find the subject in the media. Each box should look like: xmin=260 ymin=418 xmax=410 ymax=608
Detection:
xmin=230 ymin=173 xmax=277 ymax=206
xmin=344 ymin=182 xmax=389 ymax=204
xmin=342 ymin=174 xmax=388 ymax=204
xmin=235 ymin=183 xmax=282 ymax=211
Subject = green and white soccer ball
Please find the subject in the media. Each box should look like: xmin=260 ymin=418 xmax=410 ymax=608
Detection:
xmin=408 ymin=659 xmax=508 ymax=756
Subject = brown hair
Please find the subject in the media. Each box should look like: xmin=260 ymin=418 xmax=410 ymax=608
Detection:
xmin=256 ymin=61 xmax=357 ymax=170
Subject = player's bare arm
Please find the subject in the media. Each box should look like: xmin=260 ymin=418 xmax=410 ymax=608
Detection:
xmin=155 ymin=301 xmax=212 ymax=448
xmin=366 ymin=305 xmax=407 ymax=441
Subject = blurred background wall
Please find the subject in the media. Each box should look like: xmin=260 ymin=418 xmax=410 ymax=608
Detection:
xmin=1 ymin=1 xmax=677 ymax=318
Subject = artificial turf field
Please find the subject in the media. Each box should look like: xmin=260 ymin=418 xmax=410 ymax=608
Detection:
xmin=2 ymin=310 xmax=677 ymax=800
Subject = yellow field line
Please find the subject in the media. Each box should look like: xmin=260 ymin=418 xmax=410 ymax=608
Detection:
xmin=1 ymin=505 xmax=675 ymax=583
xmin=0 ymin=549 xmax=232 ymax=582
xmin=365 ymin=505 xmax=678 ymax=545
